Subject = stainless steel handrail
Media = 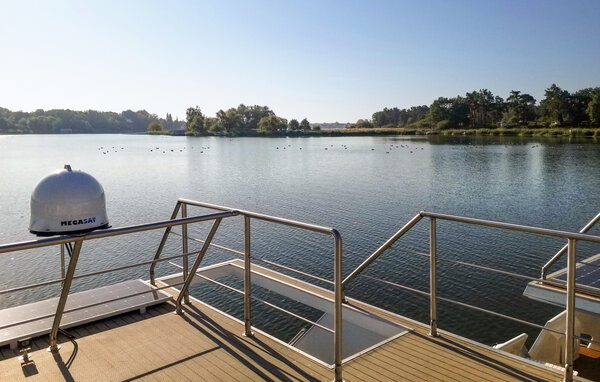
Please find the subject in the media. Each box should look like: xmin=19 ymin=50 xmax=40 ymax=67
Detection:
xmin=0 ymin=211 xmax=237 ymax=254
xmin=149 ymin=201 xmax=183 ymax=285
xmin=541 ymin=211 xmax=600 ymax=279
xmin=168 ymin=231 xmax=335 ymax=286
xmin=177 ymin=266 xmax=335 ymax=334
xmin=0 ymin=249 xmax=200 ymax=296
xmin=0 ymin=210 xmax=238 ymax=351
xmin=361 ymin=275 xmax=566 ymax=336
xmin=342 ymin=213 xmax=423 ymax=288
xmin=149 ymin=199 xmax=338 ymax=283
xmin=168 ymin=231 xmax=245 ymax=257
xmin=175 ymin=217 xmax=223 ymax=314
xmin=151 ymin=198 xmax=344 ymax=381
xmin=343 ymin=210 xmax=600 ymax=382
xmin=421 ymin=211 xmax=600 ymax=242
xmin=0 ymin=200 xmax=344 ymax=380
xmin=176 ymin=198 xmax=340 ymax=235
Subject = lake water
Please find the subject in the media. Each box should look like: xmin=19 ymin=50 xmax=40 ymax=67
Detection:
xmin=1 ymin=134 xmax=599 ymax=346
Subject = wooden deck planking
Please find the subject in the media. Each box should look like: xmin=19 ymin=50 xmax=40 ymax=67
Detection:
xmin=385 ymin=335 xmax=503 ymax=379
xmin=240 ymin=260 xmax=568 ymax=380
xmin=366 ymin=345 xmax=479 ymax=382
xmin=0 ymin=264 xmax=577 ymax=381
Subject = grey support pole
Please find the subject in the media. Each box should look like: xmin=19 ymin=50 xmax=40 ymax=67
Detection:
xmin=60 ymin=244 xmax=66 ymax=281
xmin=429 ymin=217 xmax=438 ymax=337
xmin=49 ymin=240 xmax=83 ymax=351
xmin=150 ymin=201 xmax=182 ymax=285
xmin=563 ymin=239 xmax=576 ymax=382
xmin=175 ymin=218 xmax=223 ymax=314
xmin=333 ymin=231 xmax=343 ymax=382
xmin=243 ymin=216 xmax=253 ymax=336
xmin=181 ymin=204 xmax=190 ymax=304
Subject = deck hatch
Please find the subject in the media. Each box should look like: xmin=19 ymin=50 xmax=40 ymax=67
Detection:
xmin=159 ymin=260 xmax=410 ymax=365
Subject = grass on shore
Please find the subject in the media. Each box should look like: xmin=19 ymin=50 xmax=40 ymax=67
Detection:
xmin=319 ymin=127 xmax=600 ymax=138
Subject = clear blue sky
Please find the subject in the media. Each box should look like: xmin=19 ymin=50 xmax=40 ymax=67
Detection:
xmin=1 ymin=0 xmax=599 ymax=122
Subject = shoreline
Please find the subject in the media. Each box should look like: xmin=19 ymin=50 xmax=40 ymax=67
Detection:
xmin=287 ymin=127 xmax=600 ymax=138
xmin=3 ymin=126 xmax=600 ymax=139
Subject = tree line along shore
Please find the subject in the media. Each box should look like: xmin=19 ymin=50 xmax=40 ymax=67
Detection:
xmin=1 ymin=84 xmax=599 ymax=137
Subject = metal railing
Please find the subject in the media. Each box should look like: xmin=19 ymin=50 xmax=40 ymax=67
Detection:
xmin=5 ymin=201 xmax=597 ymax=382
xmin=541 ymin=211 xmax=600 ymax=279
xmin=0 ymin=210 xmax=238 ymax=351
xmin=150 ymin=198 xmax=344 ymax=381
xmin=342 ymin=210 xmax=600 ymax=382
xmin=0 ymin=199 xmax=345 ymax=381
xmin=167 ymin=230 xmax=335 ymax=286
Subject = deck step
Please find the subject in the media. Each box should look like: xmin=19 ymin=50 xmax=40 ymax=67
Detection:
xmin=0 ymin=279 xmax=171 ymax=349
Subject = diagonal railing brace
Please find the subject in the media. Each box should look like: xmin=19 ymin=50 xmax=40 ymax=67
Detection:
xmin=175 ymin=218 xmax=223 ymax=314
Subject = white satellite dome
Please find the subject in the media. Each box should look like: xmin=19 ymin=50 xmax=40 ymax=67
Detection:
xmin=29 ymin=165 xmax=109 ymax=236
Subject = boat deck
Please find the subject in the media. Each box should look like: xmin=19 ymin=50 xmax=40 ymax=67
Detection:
xmin=0 ymin=301 xmax=570 ymax=382
xmin=551 ymin=253 xmax=600 ymax=297
xmin=0 ymin=261 xmax=576 ymax=381
xmin=525 ymin=254 xmax=600 ymax=316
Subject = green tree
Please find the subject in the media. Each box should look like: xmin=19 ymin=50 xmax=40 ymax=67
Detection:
xmin=119 ymin=109 xmax=157 ymax=132
xmin=165 ymin=113 xmax=174 ymax=130
xmin=430 ymin=96 xmax=468 ymax=128
xmin=539 ymin=84 xmax=571 ymax=124
xmin=235 ymin=104 xmax=273 ymax=131
xmin=147 ymin=121 xmax=164 ymax=133
xmin=205 ymin=117 xmax=220 ymax=134
xmin=465 ymin=89 xmax=504 ymax=128
xmin=587 ymin=88 xmax=600 ymax=124
xmin=0 ymin=117 xmax=9 ymax=133
xmin=0 ymin=107 xmax=174 ymax=134
xmin=216 ymin=108 xmax=243 ymax=135
xmin=299 ymin=118 xmax=310 ymax=130
xmin=372 ymin=109 xmax=390 ymax=126
xmin=188 ymin=116 xmax=206 ymax=135
xmin=349 ymin=119 xmax=373 ymax=129
xmin=288 ymin=119 xmax=300 ymax=131
xmin=406 ymin=106 xmax=429 ymax=125
xmin=185 ymin=106 xmax=206 ymax=135
xmin=372 ymin=107 xmax=405 ymax=127
xmin=430 ymin=97 xmax=452 ymax=123
xmin=570 ymin=88 xmax=594 ymax=124
xmin=186 ymin=106 xmax=202 ymax=123
xmin=504 ymin=90 xmax=536 ymax=124
xmin=27 ymin=116 xmax=57 ymax=133
xmin=258 ymin=115 xmax=287 ymax=132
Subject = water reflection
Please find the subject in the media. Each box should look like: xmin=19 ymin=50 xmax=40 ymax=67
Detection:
xmin=1 ymin=134 xmax=599 ymax=346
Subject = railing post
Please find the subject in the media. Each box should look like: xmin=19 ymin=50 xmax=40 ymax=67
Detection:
xmin=182 ymin=204 xmax=190 ymax=304
xmin=333 ymin=231 xmax=343 ymax=382
xmin=176 ymin=218 xmax=223 ymax=314
xmin=429 ymin=217 xmax=438 ymax=337
xmin=564 ymin=238 xmax=576 ymax=382
xmin=60 ymin=244 xmax=66 ymax=281
xmin=243 ymin=216 xmax=253 ymax=337
xmin=49 ymin=240 xmax=83 ymax=351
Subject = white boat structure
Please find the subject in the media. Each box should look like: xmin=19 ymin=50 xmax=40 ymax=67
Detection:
xmin=0 ymin=169 xmax=598 ymax=381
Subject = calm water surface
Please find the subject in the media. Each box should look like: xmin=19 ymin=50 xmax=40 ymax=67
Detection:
xmin=1 ymin=134 xmax=599 ymax=345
